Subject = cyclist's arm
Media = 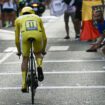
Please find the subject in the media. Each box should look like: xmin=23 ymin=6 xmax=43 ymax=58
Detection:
xmin=90 ymin=35 xmax=104 ymax=49
xmin=101 ymin=0 xmax=104 ymax=5
xmin=15 ymin=19 xmax=21 ymax=53
xmin=40 ymin=18 xmax=47 ymax=52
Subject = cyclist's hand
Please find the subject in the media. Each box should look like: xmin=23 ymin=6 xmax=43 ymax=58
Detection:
xmin=16 ymin=52 xmax=22 ymax=58
xmin=16 ymin=52 xmax=21 ymax=56
xmin=42 ymin=51 xmax=47 ymax=56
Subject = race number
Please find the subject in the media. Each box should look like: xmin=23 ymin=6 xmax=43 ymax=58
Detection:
xmin=25 ymin=20 xmax=38 ymax=31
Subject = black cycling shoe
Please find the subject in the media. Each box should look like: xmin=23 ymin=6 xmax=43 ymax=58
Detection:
xmin=86 ymin=49 xmax=97 ymax=52
xmin=42 ymin=51 xmax=47 ymax=56
xmin=64 ymin=36 xmax=70 ymax=39
xmin=37 ymin=67 xmax=44 ymax=82
xmin=21 ymin=88 xmax=28 ymax=93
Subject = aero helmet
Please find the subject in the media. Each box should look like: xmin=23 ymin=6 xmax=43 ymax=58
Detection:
xmin=21 ymin=6 xmax=35 ymax=15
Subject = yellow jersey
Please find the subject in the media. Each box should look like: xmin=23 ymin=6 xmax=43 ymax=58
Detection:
xmin=15 ymin=14 xmax=47 ymax=55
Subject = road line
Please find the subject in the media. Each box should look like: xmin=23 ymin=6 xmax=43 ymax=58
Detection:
xmin=4 ymin=47 xmax=17 ymax=53
xmin=0 ymin=72 xmax=21 ymax=75
xmin=44 ymin=71 xmax=105 ymax=74
xmin=3 ymin=59 xmax=105 ymax=65
xmin=0 ymin=53 xmax=13 ymax=64
xmin=38 ymin=86 xmax=105 ymax=89
xmin=1 ymin=71 xmax=105 ymax=75
xmin=49 ymin=46 xmax=69 ymax=51
xmin=1 ymin=86 xmax=105 ymax=90
xmin=44 ymin=59 xmax=105 ymax=63
xmin=0 ymin=29 xmax=14 ymax=34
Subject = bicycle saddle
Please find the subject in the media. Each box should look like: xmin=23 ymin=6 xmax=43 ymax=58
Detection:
xmin=28 ymin=38 xmax=35 ymax=42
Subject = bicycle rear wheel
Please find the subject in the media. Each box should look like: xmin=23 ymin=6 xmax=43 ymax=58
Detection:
xmin=28 ymin=38 xmax=38 ymax=104
xmin=30 ymin=55 xmax=36 ymax=104
xmin=31 ymin=70 xmax=35 ymax=104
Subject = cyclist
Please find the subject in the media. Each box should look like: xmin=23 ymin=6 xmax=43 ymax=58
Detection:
xmin=15 ymin=6 xmax=47 ymax=92
xmin=86 ymin=8 xmax=105 ymax=52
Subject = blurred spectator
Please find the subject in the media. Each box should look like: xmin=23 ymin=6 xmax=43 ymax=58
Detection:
xmin=86 ymin=6 xmax=105 ymax=52
xmin=0 ymin=9 xmax=1 ymax=28
xmin=45 ymin=0 xmax=51 ymax=5
xmin=63 ymin=0 xmax=81 ymax=39
xmin=43 ymin=0 xmax=52 ymax=11
xmin=48 ymin=0 xmax=67 ymax=16
xmin=13 ymin=0 xmax=18 ymax=17
xmin=80 ymin=0 xmax=102 ymax=41
xmin=2 ymin=0 xmax=16 ymax=27
xmin=0 ymin=0 xmax=4 ymax=27
xmin=0 ymin=2 xmax=2 ymax=28
xmin=74 ymin=0 xmax=82 ymax=39
xmin=18 ymin=0 xmax=26 ymax=13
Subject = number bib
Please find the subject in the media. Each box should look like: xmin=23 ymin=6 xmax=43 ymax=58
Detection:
xmin=25 ymin=20 xmax=38 ymax=31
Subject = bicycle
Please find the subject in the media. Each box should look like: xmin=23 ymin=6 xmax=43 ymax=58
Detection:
xmin=17 ymin=38 xmax=39 ymax=104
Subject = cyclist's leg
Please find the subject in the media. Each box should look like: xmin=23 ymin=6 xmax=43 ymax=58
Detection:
xmin=21 ymin=56 xmax=29 ymax=91
xmin=21 ymin=39 xmax=31 ymax=91
xmin=33 ymin=36 xmax=44 ymax=81
xmin=35 ymin=53 xmax=43 ymax=68
xmin=34 ymin=53 xmax=44 ymax=82
xmin=32 ymin=33 xmax=43 ymax=67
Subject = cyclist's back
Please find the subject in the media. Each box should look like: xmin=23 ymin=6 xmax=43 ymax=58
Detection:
xmin=15 ymin=12 xmax=47 ymax=57
xmin=16 ymin=14 xmax=44 ymax=40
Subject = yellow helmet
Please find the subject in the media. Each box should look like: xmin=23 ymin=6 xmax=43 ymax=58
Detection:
xmin=21 ymin=6 xmax=35 ymax=15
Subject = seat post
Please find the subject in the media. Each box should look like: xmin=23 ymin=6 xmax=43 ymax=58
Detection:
xmin=28 ymin=38 xmax=35 ymax=58
xmin=30 ymin=41 xmax=33 ymax=58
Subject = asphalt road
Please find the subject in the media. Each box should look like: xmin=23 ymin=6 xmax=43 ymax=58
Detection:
xmin=0 ymin=10 xmax=105 ymax=105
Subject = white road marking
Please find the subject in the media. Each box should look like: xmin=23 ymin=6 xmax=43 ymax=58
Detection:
xmin=0 ymin=72 xmax=21 ymax=75
xmin=1 ymin=86 xmax=105 ymax=90
xmin=3 ymin=59 xmax=105 ymax=65
xmin=0 ymin=71 xmax=105 ymax=76
xmin=4 ymin=47 xmax=17 ymax=53
xmin=44 ymin=71 xmax=105 ymax=74
xmin=2 ymin=61 xmax=19 ymax=65
xmin=1 ymin=47 xmax=104 ymax=65
xmin=39 ymin=86 xmax=105 ymax=89
xmin=0 ymin=53 xmax=13 ymax=64
xmin=49 ymin=46 xmax=69 ymax=51
xmin=0 ymin=29 xmax=14 ymax=34
xmin=0 ymin=47 xmax=17 ymax=64
xmin=43 ymin=59 xmax=105 ymax=63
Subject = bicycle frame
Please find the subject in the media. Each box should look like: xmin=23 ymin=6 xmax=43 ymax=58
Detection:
xmin=27 ymin=38 xmax=38 ymax=104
